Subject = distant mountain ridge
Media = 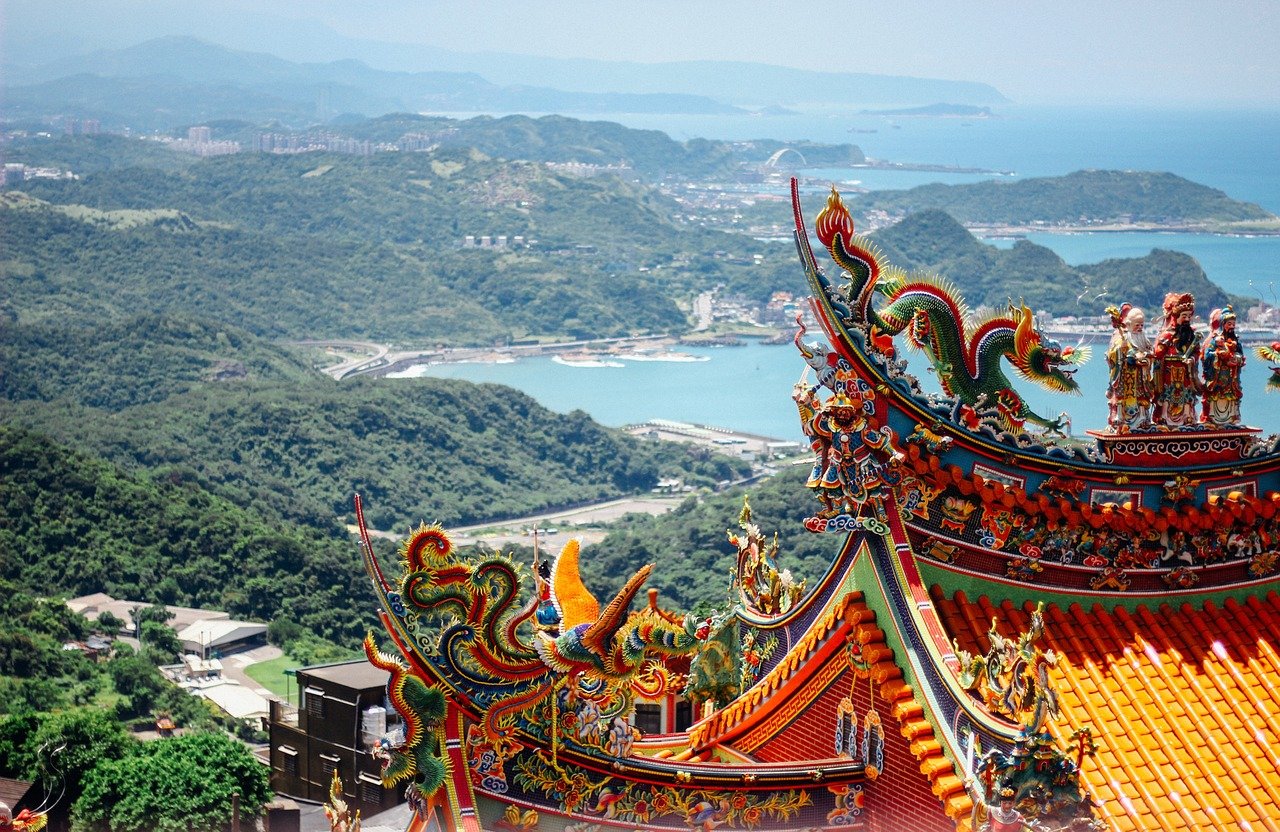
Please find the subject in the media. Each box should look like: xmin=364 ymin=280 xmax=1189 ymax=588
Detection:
xmin=4 ymin=35 xmax=1008 ymax=132
xmin=3 ymin=37 xmax=743 ymax=130
xmin=417 ymin=54 xmax=1010 ymax=108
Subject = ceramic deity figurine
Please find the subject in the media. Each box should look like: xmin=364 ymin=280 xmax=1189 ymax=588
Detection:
xmin=1104 ymin=304 xmax=1154 ymax=432
xmin=1151 ymin=292 xmax=1202 ymax=428
xmin=1200 ymin=305 xmax=1245 ymax=427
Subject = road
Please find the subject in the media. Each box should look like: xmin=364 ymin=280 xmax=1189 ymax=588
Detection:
xmin=220 ymin=644 xmax=285 ymax=699
xmin=692 ymin=291 xmax=714 ymax=331
xmin=291 ymin=339 xmax=390 ymax=379
xmin=348 ymin=494 xmax=687 ymax=553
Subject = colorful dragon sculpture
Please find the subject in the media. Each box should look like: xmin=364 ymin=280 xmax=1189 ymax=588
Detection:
xmin=363 ymin=635 xmax=447 ymax=802
xmin=800 ymin=187 xmax=1089 ymax=433
xmin=953 ymin=603 xmax=1103 ymax=831
xmin=365 ymin=524 xmax=710 ymax=803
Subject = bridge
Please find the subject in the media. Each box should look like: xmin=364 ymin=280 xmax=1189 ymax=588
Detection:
xmin=290 ymin=340 xmax=436 ymax=380
xmin=764 ymin=148 xmax=807 ymax=169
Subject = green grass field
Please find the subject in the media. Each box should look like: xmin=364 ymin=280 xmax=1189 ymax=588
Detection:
xmin=245 ymin=654 xmax=302 ymax=704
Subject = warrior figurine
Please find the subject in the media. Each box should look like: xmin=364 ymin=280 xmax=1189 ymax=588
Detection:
xmin=1104 ymin=304 xmax=1153 ymax=432
xmin=1151 ymin=292 xmax=1202 ymax=428
xmin=1200 ymin=305 xmax=1245 ymax=427
xmin=533 ymin=553 xmax=560 ymax=633
xmin=804 ymin=390 xmax=901 ymax=519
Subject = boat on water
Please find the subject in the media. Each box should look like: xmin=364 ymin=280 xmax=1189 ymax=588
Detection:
xmin=350 ymin=179 xmax=1280 ymax=831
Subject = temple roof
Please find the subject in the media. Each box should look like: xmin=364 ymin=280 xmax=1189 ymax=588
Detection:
xmin=933 ymin=587 xmax=1280 ymax=830
xmin=691 ymin=591 xmax=972 ymax=828
xmin=844 ymin=594 xmax=973 ymax=827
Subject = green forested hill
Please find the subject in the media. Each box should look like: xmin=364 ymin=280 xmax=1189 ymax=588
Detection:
xmin=0 ymin=314 xmax=314 ymax=409
xmin=6 ymin=115 xmax=863 ymax=183
xmin=870 ymin=209 xmax=1247 ymax=316
xmin=0 ymin=426 xmax=373 ymax=641
xmin=1 ymin=134 xmax=201 ymax=174
xmin=4 ymin=146 xmax=798 ymax=343
xmin=6 ymin=136 xmax=1262 ymax=347
xmin=1 ymin=372 xmax=747 ymax=532
xmin=352 ymin=114 xmax=742 ymax=179
xmin=857 ymin=170 xmax=1276 ymax=226
xmin=0 ymin=192 xmax=705 ymax=344
xmin=0 ymin=333 xmax=749 ymax=638
xmin=17 ymin=147 xmax=683 ymax=250
xmin=0 ymin=201 xmax=684 ymax=343
xmin=1074 ymin=249 xmax=1245 ymax=317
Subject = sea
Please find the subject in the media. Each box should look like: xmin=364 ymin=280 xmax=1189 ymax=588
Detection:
xmin=392 ymin=105 xmax=1280 ymax=440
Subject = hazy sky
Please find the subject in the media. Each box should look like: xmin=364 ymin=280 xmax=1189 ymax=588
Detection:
xmin=8 ymin=0 xmax=1280 ymax=105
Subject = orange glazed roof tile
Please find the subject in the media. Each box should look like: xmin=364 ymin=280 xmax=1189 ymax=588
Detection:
xmin=845 ymin=595 xmax=974 ymax=828
xmin=933 ymin=587 xmax=1280 ymax=831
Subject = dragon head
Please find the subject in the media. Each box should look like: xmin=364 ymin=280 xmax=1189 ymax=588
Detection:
xmin=1011 ymin=304 xmax=1089 ymax=394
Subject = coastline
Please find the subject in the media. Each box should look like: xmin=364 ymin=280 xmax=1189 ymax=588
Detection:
xmin=380 ymin=332 xmax=768 ymax=375
xmin=969 ymin=220 xmax=1280 ymax=238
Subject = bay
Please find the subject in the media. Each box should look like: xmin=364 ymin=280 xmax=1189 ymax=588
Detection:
xmin=394 ymin=105 xmax=1280 ymax=440
xmin=587 ymin=105 xmax=1280 ymax=213
xmin=393 ymin=340 xmax=1280 ymax=439
xmin=392 ymin=343 xmax=804 ymax=439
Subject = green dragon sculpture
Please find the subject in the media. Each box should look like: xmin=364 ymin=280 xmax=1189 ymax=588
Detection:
xmin=363 ymin=634 xmax=448 ymax=800
xmin=368 ymin=524 xmax=712 ymax=762
xmin=799 ymin=186 xmax=1089 ymax=433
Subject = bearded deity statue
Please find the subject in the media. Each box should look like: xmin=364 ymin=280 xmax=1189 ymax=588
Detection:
xmin=1151 ymin=292 xmax=1202 ymax=428
xmin=1105 ymin=304 xmax=1154 ymax=432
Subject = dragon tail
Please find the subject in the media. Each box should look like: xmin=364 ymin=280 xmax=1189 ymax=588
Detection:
xmin=363 ymin=634 xmax=447 ymax=796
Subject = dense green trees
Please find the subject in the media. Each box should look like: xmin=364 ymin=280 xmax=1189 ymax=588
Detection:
xmin=2 ymin=134 xmax=201 ymax=174
xmin=0 ymin=314 xmax=313 ymax=410
xmin=0 ymin=362 xmax=750 ymax=643
xmin=0 ymin=426 xmax=377 ymax=641
xmin=0 ymin=711 xmax=268 ymax=832
xmin=3 ymin=375 xmax=748 ymax=531
xmin=0 ymin=581 xmax=99 ymax=713
xmin=0 ymin=708 xmax=136 ymax=815
xmin=73 ymin=732 xmax=271 ymax=832
xmin=3 ymin=137 xmax=806 ymax=345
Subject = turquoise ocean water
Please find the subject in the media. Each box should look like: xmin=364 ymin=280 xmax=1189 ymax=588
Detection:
xmin=394 ymin=106 xmax=1280 ymax=439
xmin=396 ymin=341 xmax=1280 ymax=441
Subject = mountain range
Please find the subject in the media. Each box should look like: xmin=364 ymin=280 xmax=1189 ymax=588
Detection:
xmin=3 ymin=35 xmax=1008 ymax=131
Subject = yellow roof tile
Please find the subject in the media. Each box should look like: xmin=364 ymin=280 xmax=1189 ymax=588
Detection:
xmin=933 ymin=589 xmax=1280 ymax=830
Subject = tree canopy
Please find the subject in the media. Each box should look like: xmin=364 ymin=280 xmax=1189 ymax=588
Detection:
xmin=72 ymin=731 xmax=271 ymax=832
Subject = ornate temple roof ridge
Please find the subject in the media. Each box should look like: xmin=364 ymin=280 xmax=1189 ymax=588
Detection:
xmin=935 ymin=586 xmax=1280 ymax=829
